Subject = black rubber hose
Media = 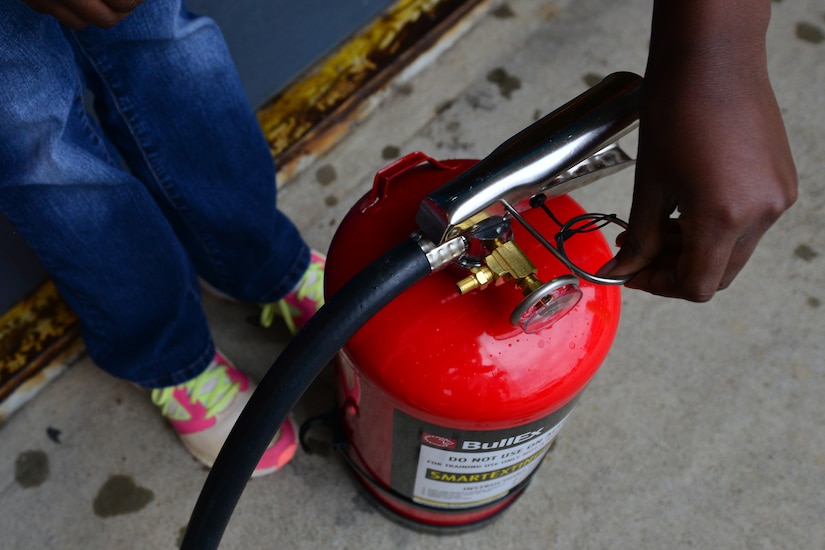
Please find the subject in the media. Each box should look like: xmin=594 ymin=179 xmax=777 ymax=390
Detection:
xmin=180 ymin=237 xmax=433 ymax=550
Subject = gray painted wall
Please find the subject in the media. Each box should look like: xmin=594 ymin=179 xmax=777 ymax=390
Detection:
xmin=188 ymin=0 xmax=395 ymax=108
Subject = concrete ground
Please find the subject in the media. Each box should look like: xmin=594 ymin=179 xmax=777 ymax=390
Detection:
xmin=2 ymin=0 xmax=824 ymax=548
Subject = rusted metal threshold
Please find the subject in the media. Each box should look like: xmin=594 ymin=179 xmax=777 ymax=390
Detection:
xmin=263 ymin=0 xmax=490 ymax=181
xmin=0 ymin=0 xmax=489 ymax=422
xmin=0 ymin=282 xmax=83 ymax=422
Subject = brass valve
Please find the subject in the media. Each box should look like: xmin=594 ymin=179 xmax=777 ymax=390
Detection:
xmin=456 ymin=240 xmax=543 ymax=297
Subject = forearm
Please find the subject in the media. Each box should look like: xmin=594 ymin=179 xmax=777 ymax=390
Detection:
xmin=642 ymin=0 xmax=783 ymax=151
xmin=647 ymin=0 xmax=773 ymax=91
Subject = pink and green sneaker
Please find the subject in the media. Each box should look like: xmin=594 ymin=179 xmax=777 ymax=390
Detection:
xmin=260 ymin=250 xmax=325 ymax=334
xmin=151 ymin=351 xmax=297 ymax=477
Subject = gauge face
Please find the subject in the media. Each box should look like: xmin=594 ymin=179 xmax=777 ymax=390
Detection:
xmin=512 ymin=276 xmax=583 ymax=334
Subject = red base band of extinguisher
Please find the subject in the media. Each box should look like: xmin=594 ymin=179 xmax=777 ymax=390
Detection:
xmin=299 ymin=406 xmax=543 ymax=533
xmin=346 ymin=453 xmax=531 ymax=534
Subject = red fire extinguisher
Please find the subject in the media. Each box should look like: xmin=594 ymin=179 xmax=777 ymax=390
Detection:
xmin=181 ymin=72 xmax=642 ymax=548
xmin=324 ymin=147 xmax=624 ymax=530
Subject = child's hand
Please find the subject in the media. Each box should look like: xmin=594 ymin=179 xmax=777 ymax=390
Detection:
xmin=23 ymin=0 xmax=144 ymax=29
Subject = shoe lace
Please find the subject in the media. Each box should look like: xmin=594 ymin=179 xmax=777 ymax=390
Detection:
xmin=151 ymin=362 xmax=242 ymax=421
xmin=260 ymin=257 xmax=325 ymax=333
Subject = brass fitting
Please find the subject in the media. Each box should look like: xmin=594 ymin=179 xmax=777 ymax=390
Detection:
xmin=456 ymin=266 xmax=497 ymax=294
xmin=456 ymin=240 xmax=540 ymax=295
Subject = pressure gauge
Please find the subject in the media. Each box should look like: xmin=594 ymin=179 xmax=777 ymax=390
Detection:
xmin=511 ymin=275 xmax=582 ymax=333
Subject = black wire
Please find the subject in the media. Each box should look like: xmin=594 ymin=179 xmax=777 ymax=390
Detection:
xmin=529 ymin=193 xmax=565 ymax=227
xmin=555 ymin=212 xmax=625 ymax=254
xmin=530 ymin=193 xmax=624 ymax=243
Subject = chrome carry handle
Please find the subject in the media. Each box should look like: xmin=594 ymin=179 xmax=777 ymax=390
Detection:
xmin=415 ymin=71 xmax=641 ymax=245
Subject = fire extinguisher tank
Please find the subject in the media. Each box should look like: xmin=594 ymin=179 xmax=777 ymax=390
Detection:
xmin=325 ymin=153 xmax=621 ymax=531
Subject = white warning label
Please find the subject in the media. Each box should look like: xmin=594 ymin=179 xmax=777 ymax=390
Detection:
xmin=412 ymin=415 xmax=569 ymax=508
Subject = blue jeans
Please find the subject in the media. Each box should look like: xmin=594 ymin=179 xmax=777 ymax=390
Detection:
xmin=0 ymin=0 xmax=309 ymax=387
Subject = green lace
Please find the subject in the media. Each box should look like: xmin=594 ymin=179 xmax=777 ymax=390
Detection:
xmin=151 ymin=362 xmax=241 ymax=421
xmin=260 ymin=258 xmax=325 ymax=334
